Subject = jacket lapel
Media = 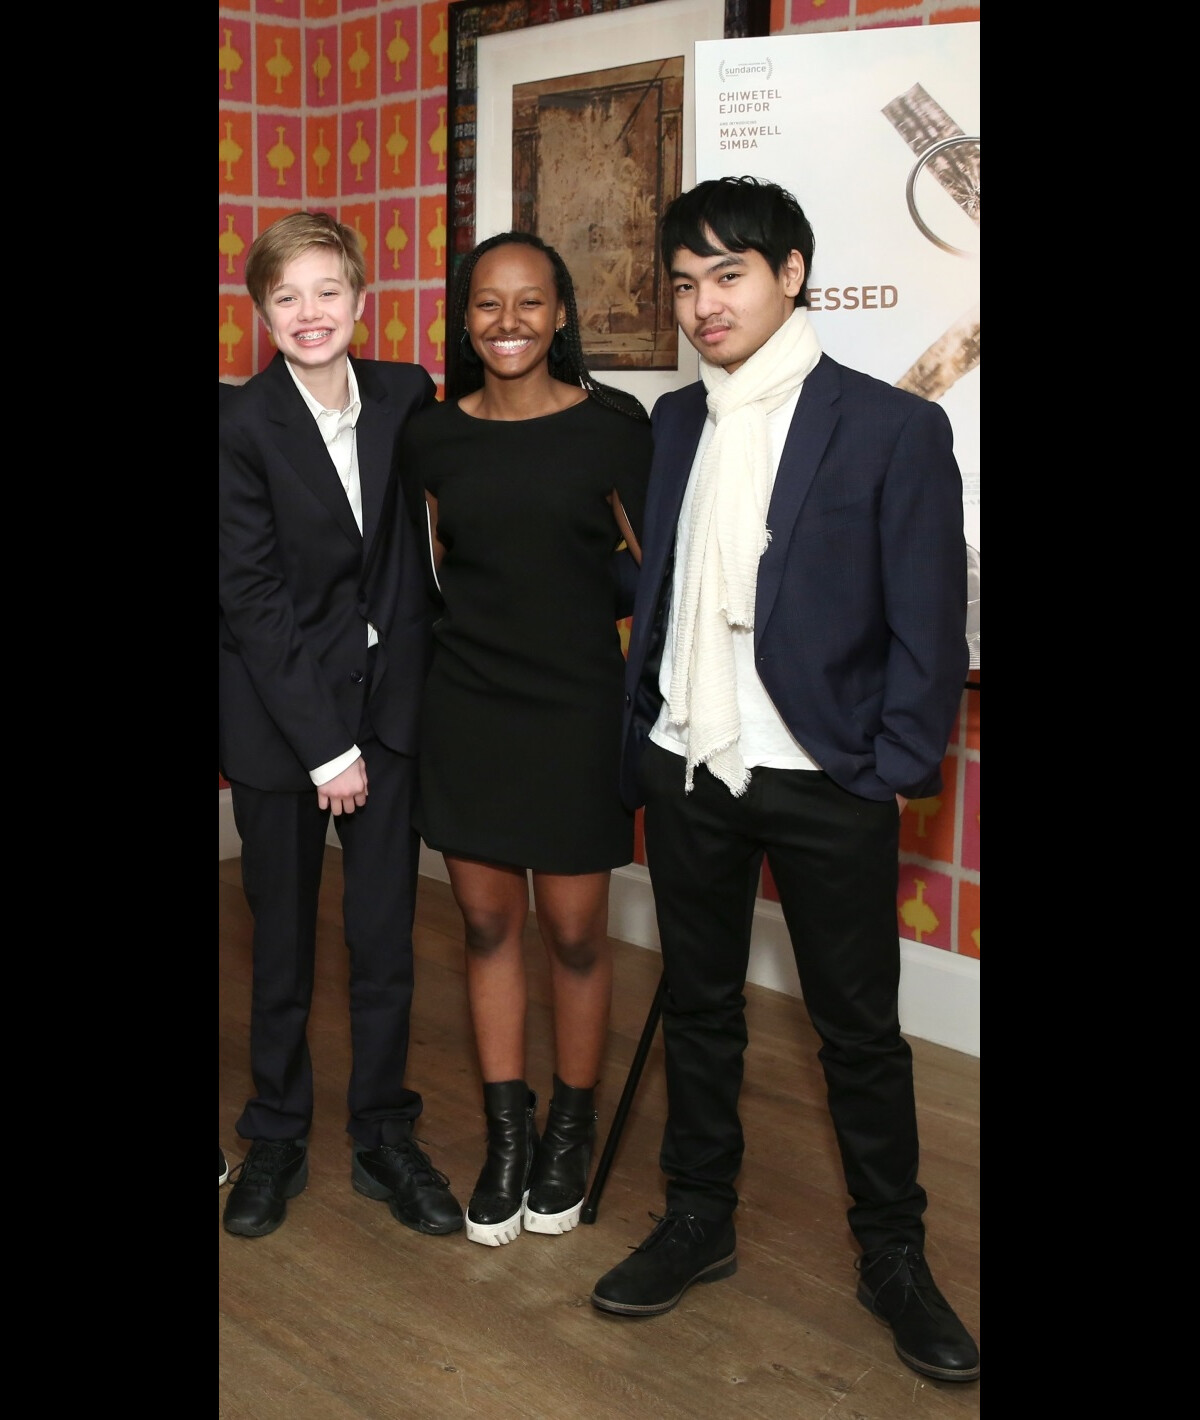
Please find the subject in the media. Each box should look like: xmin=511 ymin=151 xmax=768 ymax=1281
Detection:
xmin=629 ymin=385 xmax=707 ymax=668
xmin=647 ymin=384 xmax=706 ymax=587
xmin=755 ymin=354 xmax=840 ymax=640
xmin=262 ymin=353 xmax=362 ymax=548
xmin=351 ymin=360 xmax=390 ymax=554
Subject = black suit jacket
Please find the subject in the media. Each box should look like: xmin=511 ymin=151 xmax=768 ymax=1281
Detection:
xmin=219 ymin=354 xmax=438 ymax=791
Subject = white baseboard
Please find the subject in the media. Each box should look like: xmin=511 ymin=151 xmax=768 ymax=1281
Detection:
xmin=219 ymin=797 xmax=979 ymax=1058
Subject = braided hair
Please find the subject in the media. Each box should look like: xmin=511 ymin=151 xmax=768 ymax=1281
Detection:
xmin=446 ymin=230 xmax=650 ymax=424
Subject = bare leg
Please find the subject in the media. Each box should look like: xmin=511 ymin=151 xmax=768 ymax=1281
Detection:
xmin=444 ymin=856 xmax=530 ymax=1082
xmin=531 ymin=870 xmax=613 ymax=1088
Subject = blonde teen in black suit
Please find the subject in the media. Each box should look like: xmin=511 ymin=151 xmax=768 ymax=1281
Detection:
xmin=219 ymin=212 xmax=461 ymax=1240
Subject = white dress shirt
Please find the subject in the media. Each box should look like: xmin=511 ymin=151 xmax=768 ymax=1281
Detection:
xmin=284 ymin=361 xmax=373 ymax=787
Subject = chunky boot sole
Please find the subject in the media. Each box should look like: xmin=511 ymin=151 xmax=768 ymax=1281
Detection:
xmin=523 ymin=1195 xmax=583 ymax=1235
xmin=465 ymin=1193 xmax=527 ymax=1246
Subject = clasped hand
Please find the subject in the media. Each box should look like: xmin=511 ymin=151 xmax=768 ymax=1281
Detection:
xmin=318 ymin=756 xmax=369 ymax=815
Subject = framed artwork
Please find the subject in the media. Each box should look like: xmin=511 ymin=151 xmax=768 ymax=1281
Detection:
xmin=510 ymin=54 xmax=686 ymax=371
xmin=447 ymin=0 xmax=769 ymax=405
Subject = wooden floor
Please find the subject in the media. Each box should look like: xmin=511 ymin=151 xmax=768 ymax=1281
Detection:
xmin=220 ymin=848 xmax=980 ymax=1419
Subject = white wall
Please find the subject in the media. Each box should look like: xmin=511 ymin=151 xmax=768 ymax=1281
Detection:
xmin=219 ymin=787 xmax=979 ymax=1058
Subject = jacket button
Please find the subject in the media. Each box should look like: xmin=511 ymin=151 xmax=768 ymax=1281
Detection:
xmin=350 ymin=669 xmax=365 ymax=684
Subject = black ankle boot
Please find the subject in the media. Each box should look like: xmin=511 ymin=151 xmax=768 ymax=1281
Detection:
xmin=523 ymin=1075 xmax=596 ymax=1235
xmin=465 ymin=1080 xmax=539 ymax=1247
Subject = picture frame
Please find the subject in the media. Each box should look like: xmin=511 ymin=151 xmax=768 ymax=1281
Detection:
xmin=447 ymin=0 xmax=769 ymax=408
xmin=508 ymin=53 xmax=689 ymax=374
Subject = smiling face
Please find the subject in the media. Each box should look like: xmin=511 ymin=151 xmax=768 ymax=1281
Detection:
xmin=464 ymin=243 xmax=565 ymax=384
xmin=669 ymin=230 xmax=804 ymax=373
xmin=258 ymin=248 xmax=366 ymax=377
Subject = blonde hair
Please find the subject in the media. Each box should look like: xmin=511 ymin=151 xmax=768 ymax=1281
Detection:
xmin=245 ymin=210 xmax=367 ymax=309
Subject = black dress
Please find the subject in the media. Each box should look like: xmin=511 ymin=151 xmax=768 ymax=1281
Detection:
xmin=400 ymin=394 xmax=652 ymax=874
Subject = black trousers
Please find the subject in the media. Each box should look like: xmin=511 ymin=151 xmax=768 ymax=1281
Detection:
xmin=228 ymin=728 xmax=423 ymax=1147
xmin=641 ymin=740 xmax=926 ymax=1253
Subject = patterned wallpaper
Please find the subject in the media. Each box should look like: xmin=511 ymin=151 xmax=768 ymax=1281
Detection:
xmin=217 ymin=0 xmax=980 ymax=960
xmin=219 ymin=0 xmax=455 ymax=380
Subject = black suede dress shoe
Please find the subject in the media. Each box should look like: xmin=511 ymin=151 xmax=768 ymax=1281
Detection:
xmin=352 ymin=1131 xmax=464 ymax=1235
xmin=856 ymin=1244 xmax=980 ymax=1382
xmin=590 ymin=1211 xmax=737 ymax=1316
xmin=222 ymin=1139 xmax=308 ymax=1238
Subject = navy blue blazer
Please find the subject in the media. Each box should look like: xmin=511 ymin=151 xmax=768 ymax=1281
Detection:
xmin=219 ymin=353 xmax=437 ymax=791
xmin=621 ymin=353 xmax=968 ymax=809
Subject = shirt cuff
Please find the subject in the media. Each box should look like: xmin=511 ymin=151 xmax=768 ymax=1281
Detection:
xmin=310 ymin=746 xmax=361 ymax=787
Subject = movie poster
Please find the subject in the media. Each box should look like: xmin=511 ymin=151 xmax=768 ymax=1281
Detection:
xmin=695 ymin=25 xmax=980 ymax=664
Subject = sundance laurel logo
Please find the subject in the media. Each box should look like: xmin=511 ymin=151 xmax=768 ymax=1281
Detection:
xmin=718 ymin=57 xmax=773 ymax=83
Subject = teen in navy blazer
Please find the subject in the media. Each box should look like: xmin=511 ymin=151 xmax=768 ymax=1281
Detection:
xmin=590 ymin=178 xmax=977 ymax=1385
xmin=620 ymin=356 xmax=967 ymax=809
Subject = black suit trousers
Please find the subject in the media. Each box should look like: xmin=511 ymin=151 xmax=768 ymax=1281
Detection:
xmin=640 ymin=741 xmax=927 ymax=1253
xmin=229 ymin=727 xmax=423 ymax=1147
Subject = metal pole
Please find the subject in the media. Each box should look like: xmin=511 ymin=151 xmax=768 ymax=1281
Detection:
xmin=581 ymin=972 xmax=666 ymax=1224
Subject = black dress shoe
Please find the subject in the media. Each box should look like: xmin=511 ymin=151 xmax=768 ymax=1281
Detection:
xmin=352 ymin=1130 xmax=464 ymax=1235
xmin=222 ymin=1139 xmax=308 ymax=1238
xmin=590 ymin=1211 xmax=737 ymax=1316
xmin=856 ymin=1244 xmax=980 ymax=1382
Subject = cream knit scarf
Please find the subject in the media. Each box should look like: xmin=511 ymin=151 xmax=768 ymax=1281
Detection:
xmin=667 ymin=307 xmax=822 ymax=795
